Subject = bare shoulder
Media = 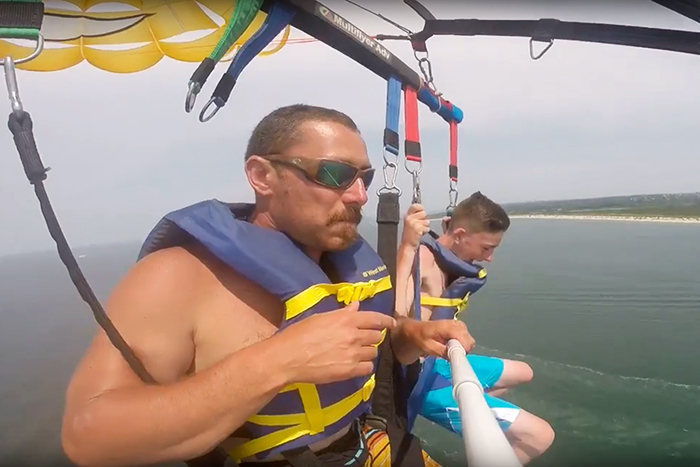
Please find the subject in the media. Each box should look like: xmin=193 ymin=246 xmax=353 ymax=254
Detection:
xmin=103 ymin=245 xmax=213 ymax=349
xmin=64 ymin=245 xmax=218 ymax=403
xmin=417 ymin=244 xmax=443 ymax=294
xmin=417 ymin=244 xmax=438 ymax=272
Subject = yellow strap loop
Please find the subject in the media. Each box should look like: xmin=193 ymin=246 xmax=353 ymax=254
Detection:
xmin=230 ymin=375 xmax=376 ymax=462
xmin=419 ymin=292 xmax=471 ymax=320
xmin=285 ymin=275 xmax=392 ymax=320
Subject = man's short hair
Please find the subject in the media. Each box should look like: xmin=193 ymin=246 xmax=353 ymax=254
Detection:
xmin=244 ymin=104 xmax=360 ymax=160
xmin=449 ymin=191 xmax=510 ymax=234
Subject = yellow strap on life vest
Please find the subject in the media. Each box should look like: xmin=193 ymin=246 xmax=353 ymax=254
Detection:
xmin=227 ymin=274 xmax=391 ymax=462
xmin=229 ymin=374 xmax=377 ymax=462
xmin=416 ymin=268 xmax=485 ymax=321
xmin=419 ymin=292 xmax=470 ymax=320
xmin=419 ymin=296 xmax=465 ymax=308
xmin=284 ymin=275 xmax=392 ymax=320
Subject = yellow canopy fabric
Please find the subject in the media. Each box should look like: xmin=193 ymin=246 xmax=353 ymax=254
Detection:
xmin=0 ymin=0 xmax=290 ymax=73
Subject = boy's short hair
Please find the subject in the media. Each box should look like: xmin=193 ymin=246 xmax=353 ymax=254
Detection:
xmin=448 ymin=191 xmax=510 ymax=234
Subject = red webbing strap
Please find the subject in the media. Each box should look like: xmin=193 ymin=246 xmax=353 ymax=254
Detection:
xmin=410 ymin=37 xmax=428 ymax=53
xmin=443 ymin=100 xmax=458 ymax=183
xmin=404 ymin=86 xmax=421 ymax=163
xmin=449 ymin=118 xmax=458 ymax=183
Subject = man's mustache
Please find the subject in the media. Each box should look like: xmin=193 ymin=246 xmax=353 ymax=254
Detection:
xmin=327 ymin=205 xmax=363 ymax=225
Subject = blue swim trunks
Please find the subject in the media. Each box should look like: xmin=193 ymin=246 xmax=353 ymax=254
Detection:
xmin=419 ymin=354 xmax=522 ymax=435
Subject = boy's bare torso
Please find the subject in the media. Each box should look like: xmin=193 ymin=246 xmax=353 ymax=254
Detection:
xmin=415 ymin=245 xmax=447 ymax=322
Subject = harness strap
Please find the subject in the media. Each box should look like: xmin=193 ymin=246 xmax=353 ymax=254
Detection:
xmin=372 ymin=74 xmax=428 ymax=467
xmin=373 ymin=78 xmax=402 ymax=425
xmin=401 ymin=83 xmax=424 ymax=409
xmin=446 ymin=104 xmax=458 ymax=186
xmin=404 ymin=86 xmax=423 ymax=207
xmin=449 ymin=118 xmax=458 ymax=184
xmin=443 ymin=100 xmax=459 ymax=217
xmin=411 ymin=251 xmax=422 ymax=321
xmin=403 ymin=87 xmax=421 ymax=164
xmin=199 ymin=1 xmax=296 ymax=122
xmin=0 ymin=0 xmax=43 ymax=39
xmin=282 ymin=448 xmax=324 ymax=467
xmin=402 ymin=254 xmax=423 ymax=420
xmin=384 ymin=75 xmax=402 ymax=156
xmin=185 ymin=0 xmax=264 ymax=112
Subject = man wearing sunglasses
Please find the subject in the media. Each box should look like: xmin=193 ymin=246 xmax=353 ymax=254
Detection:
xmin=61 ymin=104 xmax=474 ymax=467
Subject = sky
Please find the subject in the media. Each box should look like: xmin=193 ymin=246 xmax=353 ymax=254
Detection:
xmin=1 ymin=0 xmax=699 ymax=255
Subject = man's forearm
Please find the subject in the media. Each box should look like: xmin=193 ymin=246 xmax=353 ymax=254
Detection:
xmin=390 ymin=317 xmax=424 ymax=365
xmin=63 ymin=335 xmax=292 ymax=467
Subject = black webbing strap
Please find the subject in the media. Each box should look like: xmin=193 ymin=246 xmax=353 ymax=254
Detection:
xmin=0 ymin=0 xmax=43 ymax=35
xmin=281 ymin=448 xmax=323 ymax=467
xmin=372 ymin=191 xmax=427 ymax=466
xmin=7 ymin=110 xmax=156 ymax=383
xmin=372 ymin=191 xmax=400 ymax=423
xmin=376 ymin=191 xmax=400 ymax=285
xmin=7 ymin=108 xmax=227 ymax=467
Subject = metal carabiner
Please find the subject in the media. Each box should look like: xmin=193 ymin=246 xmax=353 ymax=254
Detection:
xmin=1 ymin=33 xmax=45 ymax=116
xmin=377 ymin=161 xmax=402 ymax=196
xmin=185 ymin=81 xmax=200 ymax=113
xmin=404 ymin=155 xmax=422 ymax=204
xmin=377 ymin=146 xmax=402 ymax=195
xmin=411 ymin=170 xmax=422 ymax=204
xmin=3 ymin=59 xmax=23 ymax=116
xmin=446 ymin=179 xmax=458 ymax=215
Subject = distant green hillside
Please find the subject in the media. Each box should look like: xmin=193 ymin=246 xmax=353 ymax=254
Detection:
xmin=505 ymin=192 xmax=700 ymax=218
xmin=428 ymin=192 xmax=700 ymax=219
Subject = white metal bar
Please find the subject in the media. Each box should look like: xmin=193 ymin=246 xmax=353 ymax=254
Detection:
xmin=446 ymin=339 xmax=523 ymax=467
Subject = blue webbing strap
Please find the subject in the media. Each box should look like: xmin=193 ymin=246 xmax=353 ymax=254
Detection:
xmin=405 ymin=232 xmax=427 ymax=431
xmin=412 ymin=253 xmax=422 ymax=321
xmin=199 ymin=1 xmax=297 ymax=123
xmin=406 ymin=354 xmax=439 ymax=432
xmin=384 ymin=75 xmax=402 ymax=156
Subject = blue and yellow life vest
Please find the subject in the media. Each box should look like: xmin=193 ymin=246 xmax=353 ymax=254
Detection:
xmin=404 ymin=231 xmax=487 ymax=431
xmin=137 ymin=199 xmax=394 ymax=462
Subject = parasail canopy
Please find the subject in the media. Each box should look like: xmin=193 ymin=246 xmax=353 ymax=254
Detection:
xmin=0 ymin=0 xmax=291 ymax=73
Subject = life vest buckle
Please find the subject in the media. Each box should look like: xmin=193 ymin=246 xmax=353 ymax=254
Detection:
xmin=337 ymin=282 xmax=376 ymax=305
xmin=453 ymin=293 xmax=470 ymax=320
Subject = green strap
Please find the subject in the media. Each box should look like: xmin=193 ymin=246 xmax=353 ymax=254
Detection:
xmin=184 ymin=0 xmax=265 ymax=112
xmin=208 ymin=0 xmax=265 ymax=62
xmin=0 ymin=0 xmax=44 ymax=40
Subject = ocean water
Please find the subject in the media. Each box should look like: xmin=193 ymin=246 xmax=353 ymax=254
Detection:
xmin=1 ymin=218 xmax=699 ymax=467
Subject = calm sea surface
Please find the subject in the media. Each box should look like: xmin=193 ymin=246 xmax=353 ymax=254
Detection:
xmin=1 ymin=218 xmax=699 ymax=467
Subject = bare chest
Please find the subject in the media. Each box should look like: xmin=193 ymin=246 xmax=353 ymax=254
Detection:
xmin=190 ymin=273 xmax=285 ymax=373
xmin=420 ymin=262 xmax=447 ymax=321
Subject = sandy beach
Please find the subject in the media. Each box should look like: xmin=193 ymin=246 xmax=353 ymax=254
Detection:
xmin=509 ymin=214 xmax=700 ymax=224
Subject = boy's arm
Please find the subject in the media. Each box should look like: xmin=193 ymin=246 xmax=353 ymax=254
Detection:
xmin=394 ymin=241 xmax=418 ymax=319
xmin=395 ymin=243 xmax=436 ymax=321
xmin=394 ymin=204 xmax=430 ymax=320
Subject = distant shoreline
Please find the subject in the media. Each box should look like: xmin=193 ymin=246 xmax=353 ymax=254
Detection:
xmin=509 ymin=214 xmax=700 ymax=224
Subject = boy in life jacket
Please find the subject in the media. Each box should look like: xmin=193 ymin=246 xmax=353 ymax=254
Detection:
xmin=395 ymin=192 xmax=555 ymax=465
